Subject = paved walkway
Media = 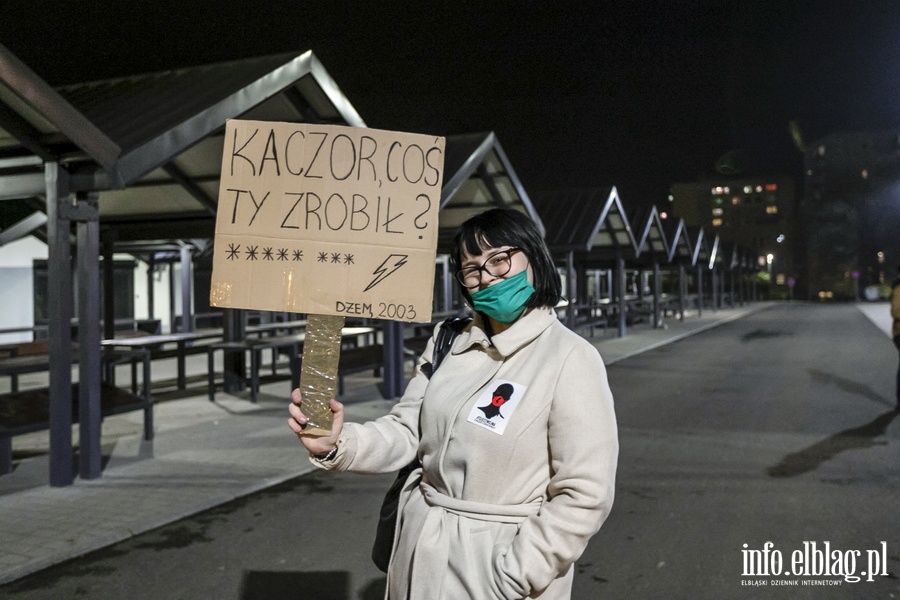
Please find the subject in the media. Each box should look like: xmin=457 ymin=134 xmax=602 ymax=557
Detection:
xmin=855 ymin=300 xmax=894 ymax=339
xmin=0 ymin=302 xmax=773 ymax=585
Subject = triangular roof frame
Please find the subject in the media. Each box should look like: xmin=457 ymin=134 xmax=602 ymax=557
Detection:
xmin=586 ymin=187 xmax=638 ymax=256
xmin=690 ymin=226 xmax=712 ymax=269
xmin=666 ymin=217 xmax=694 ymax=264
xmin=708 ymin=233 xmax=722 ymax=270
xmin=93 ymin=50 xmax=366 ymax=189
xmin=634 ymin=205 xmax=671 ymax=262
xmin=436 ymin=131 xmax=542 ymax=251
xmin=726 ymin=241 xmax=741 ymax=270
xmin=0 ymin=44 xmax=120 ymax=169
xmin=531 ymin=186 xmax=638 ymax=262
xmin=0 ymin=48 xmax=366 ymax=246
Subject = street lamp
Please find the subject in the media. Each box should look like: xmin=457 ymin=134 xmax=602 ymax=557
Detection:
xmin=766 ymin=253 xmax=774 ymax=276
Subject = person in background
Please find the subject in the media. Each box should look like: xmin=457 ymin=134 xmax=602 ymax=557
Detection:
xmin=289 ymin=207 xmax=618 ymax=599
xmin=891 ymin=265 xmax=900 ymax=410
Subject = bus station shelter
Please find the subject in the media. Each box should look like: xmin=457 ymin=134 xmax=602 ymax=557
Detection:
xmin=0 ymin=46 xmax=366 ymax=486
xmin=0 ymin=43 xmax=544 ymax=484
xmin=531 ymin=187 xmax=638 ymax=337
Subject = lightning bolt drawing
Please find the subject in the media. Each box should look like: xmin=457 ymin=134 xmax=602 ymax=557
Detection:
xmin=364 ymin=254 xmax=409 ymax=291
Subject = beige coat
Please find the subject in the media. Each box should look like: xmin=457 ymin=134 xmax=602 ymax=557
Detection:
xmin=891 ymin=281 xmax=900 ymax=338
xmin=315 ymin=308 xmax=618 ymax=599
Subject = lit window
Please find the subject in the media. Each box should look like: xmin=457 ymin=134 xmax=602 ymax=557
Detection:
xmin=861 ymin=169 xmax=869 ymax=179
xmin=723 ymin=186 xmax=730 ymax=194
xmin=711 ymin=187 xmax=717 ymax=195
xmin=715 ymin=197 xmax=723 ymax=205
xmin=712 ymin=218 xmax=723 ymax=227
xmin=755 ymin=185 xmax=763 ymax=193
xmin=743 ymin=185 xmax=752 ymax=194
xmin=766 ymin=205 xmax=778 ymax=214
xmin=731 ymin=197 xmax=741 ymax=205
xmin=712 ymin=207 xmax=724 ymax=216
xmin=668 ymin=194 xmax=674 ymax=202
xmin=765 ymin=183 xmax=777 ymax=191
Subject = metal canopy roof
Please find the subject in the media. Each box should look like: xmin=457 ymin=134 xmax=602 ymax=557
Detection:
xmin=0 ymin=45 xmax=120 ymax=169
xmin=709 ymin=233 xmax=722 ymax=268
xmin=666 ymin=217 xmax=694 ymax=264
xmin=437 ymin=131 xmax=541 ymax=252
xmin=531 ymin=187 xmax=638 ymax=264
xmin=690 ymin=226 xmax=713 ymax=269
xmin=0 ymin=47 xmax=365 ymax=247
xmin=633 ymin=205 xmax=670 ymax=264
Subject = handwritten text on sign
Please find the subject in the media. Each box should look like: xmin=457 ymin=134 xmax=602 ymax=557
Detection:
xmin=210 ymin=120 xmax=445 ymax=322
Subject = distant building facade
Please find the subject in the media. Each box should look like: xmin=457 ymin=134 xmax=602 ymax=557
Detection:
xmin=670 ymin=176 xmax=797 ymax=293
xmin=801 ymin=129 xmax=900 ymax=300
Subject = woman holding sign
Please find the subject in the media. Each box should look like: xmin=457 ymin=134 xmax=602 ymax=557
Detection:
xmin=289 ymin=208 xmax=618 ymax=599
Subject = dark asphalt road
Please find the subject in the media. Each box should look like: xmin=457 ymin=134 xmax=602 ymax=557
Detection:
xmin=1 ymin=303 xmax=898 ymax=600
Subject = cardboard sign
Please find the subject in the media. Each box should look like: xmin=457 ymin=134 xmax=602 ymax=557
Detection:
xmin=210 ymin=120 xmax=445 ymax=322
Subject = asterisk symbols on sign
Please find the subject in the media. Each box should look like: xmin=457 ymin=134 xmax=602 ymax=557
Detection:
xmin=226 ymin=243 xmax=241 ymax=260
xmin=292 ymin=249 xmax=303 ymax=261
xmin=318 ymin=252 xmax=328 ymax=263
xmin=331 ymin=252 xmax=342 ymax=263
xmin=276 ymin=248 xmax=288 ymax=261
xmin=344 ymin=254 xmax=354 ymax=264
xmin=262 ymin=247 xmax=274 ymax=261
xmin=246 ymin=245 xmax=259 ymax=261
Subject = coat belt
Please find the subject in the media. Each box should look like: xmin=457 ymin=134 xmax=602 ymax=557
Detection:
xmin=408 ymin=479 xmax=542 ymax=599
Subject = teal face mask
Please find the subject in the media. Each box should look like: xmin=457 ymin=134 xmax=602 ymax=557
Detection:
xmin=471 ymin=269 xmax=535 ymax=323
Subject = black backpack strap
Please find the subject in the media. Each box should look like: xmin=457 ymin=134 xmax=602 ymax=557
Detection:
xmin=423 ymin=316 xmax=472 ymax=378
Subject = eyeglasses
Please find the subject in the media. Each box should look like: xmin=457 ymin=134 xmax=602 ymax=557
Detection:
xmin=455 ymin=248 xmax=523 ymax=290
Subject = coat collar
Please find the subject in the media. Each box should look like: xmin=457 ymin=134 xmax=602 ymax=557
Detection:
xmin=453 ymin=308 xmax=558 ymax=358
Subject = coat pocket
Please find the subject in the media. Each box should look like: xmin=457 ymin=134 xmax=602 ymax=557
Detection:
xmin=448 ymin=518 xmax=520 ymax=599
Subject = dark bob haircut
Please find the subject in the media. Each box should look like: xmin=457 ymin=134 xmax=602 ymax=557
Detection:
xmin=451 ymin=208 xmax=562 ymax=309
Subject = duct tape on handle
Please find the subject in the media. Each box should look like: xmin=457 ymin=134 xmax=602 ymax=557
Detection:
xmin=298 ymin=314 xmax=345 ymax=436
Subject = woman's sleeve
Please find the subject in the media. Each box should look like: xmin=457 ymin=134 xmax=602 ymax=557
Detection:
xmin=492 ymin=342 xmax=618 ymax=598
xmin=311 ymin=323 xmax=440 ymax=474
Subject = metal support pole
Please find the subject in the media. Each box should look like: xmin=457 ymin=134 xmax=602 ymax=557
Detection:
xmin=440 ymin=255 xmax=452 ymax=314
xmin=46 ymin=162 xmax=74 ymax=487
xmin=710 ymin=267 xmax=718 ymax=311
xmin=678 ymin=264 xmax=686 ymax=322
xmin=696 ymin=265 xmax=704 ymax=318
xmin=168 ymin=262 xmax=177 ymax=332
xmin=76 ymin=195 xmax=102 ymax=479
xmin=180 ymin=245 xmax=193 ymax=334
xmin=652 ymin=262 xmax=661 ymax=328
xmin=724 ymin=269 xmax=729 ymax=307
xmin=566 ymin=251 xmax=576 ymax=330
xmin=740 ymin=266 xmax=746 ymax=306
xmin=223 ymin=308 xmax=246 ymax=392
xmin=381 ymin=321 xmax=405 ymax=398
xmin=147 ymin=257 xmax=155 ymax=318
xmin=720 ymin=268 xmax=726 ymax=308
xmin=616 ymin=253 xmax=627 ymax=338
xmin=102 ymin=237 xmax=115 ymax=341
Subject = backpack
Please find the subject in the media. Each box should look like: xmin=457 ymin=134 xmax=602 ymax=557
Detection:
xmin=371 ymin=316 xmax=472 ymax=572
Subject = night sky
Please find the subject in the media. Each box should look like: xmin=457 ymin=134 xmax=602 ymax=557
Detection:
xmin=3 ymin=1 xmax=900 ymax=207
